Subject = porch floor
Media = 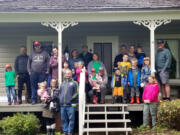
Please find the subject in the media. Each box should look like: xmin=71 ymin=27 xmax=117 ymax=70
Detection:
xmin=0 ymin=103 xmax=143 ymax=112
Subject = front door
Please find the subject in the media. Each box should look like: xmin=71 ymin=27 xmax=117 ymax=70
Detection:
xmin=93 ymin=43 xmax=112 ymax=75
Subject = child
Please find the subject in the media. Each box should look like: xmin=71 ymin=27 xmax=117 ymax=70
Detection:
xmin=72 ymin=62 xmax=78 ymax=81
xmin=128 ymin=58 xmax=141 ymax=104
xmin=142 ymin=76 xmax=159 ymax=127
xmin=136 ymin=46 xmax=146 ymax=69
xmin=76 ymin=61 xmax=88 ymax=83
xmin=89 ymin=68 xmax=102 ymax=104
xmin=62 ymin=61 xmax=70 ymax=80
xmin=141 ymin=57 xmax=151 ymax=88
xmin=118 ymin=54 xmax=131 ymax=103
xmin=37 ymin=81 xmax=50 ymax=107
xmin=111 ymin=68 xmax=123 ymax=104
xmin=4 ymin=64 xmax=18 ymax=105
xmin=42 ymin=79 xmax=59 ymax=135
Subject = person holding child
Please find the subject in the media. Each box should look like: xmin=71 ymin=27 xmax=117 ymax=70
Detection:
xmin=40 ymin=79 xmax=59 ymax=135
xmin=4 ymin=64 xmax=18 ymax=105
xmin=142 ymin=75 xmax=160 ymax=127
xmin=89 ymin=68 xmax=102 ymax=104
xmin=111 ymin=68 xmax=123 ymax=104
xmin=128 ymin=58 xmax=141 ymax=104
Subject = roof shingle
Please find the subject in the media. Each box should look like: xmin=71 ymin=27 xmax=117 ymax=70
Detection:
xmin=0 ymin=0 xmax=180 ymax=12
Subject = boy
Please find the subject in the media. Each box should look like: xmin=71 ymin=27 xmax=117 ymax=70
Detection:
xmin=128 ymin=58 xmax=141 ymax=104
xmin=118 ymin=54 xmax=131 ymax=103
xmin=111 ymin=68 xmax=123 ymax=103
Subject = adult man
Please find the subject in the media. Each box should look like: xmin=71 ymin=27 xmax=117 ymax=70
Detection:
xmin=59 ymin=69 xmax=78 ymax=135
xmin=79 ymin=45 xmax=92 ymax=68
xmin=114 ymin=45 xmax=127 ymax=67
xmin=155 ymin=40 xmax=172 ymax=100
xmin=27 ymin=41 xmax=50 ymax=105
xmin=14 ymin=46 xmax=31 ymax=104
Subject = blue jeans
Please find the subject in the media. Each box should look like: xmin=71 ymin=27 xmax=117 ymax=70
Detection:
xmin=5 ymin=86 xmax=17 ymax=103
xmin=60 ymin=106 xmax=75 ymax=134
xmin=30 ymin=72 xmax=46 ymax=102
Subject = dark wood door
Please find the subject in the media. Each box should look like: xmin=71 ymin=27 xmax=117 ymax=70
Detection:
xmin=93 ymin=43 xmax=112 ymax=75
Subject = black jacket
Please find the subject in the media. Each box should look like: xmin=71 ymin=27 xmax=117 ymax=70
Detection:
xmin=79 ymin=52 xmax=93 ymax=68
xmin=14 ymin=54 xmax=29 ymax=74
xmin=114 ymin=54 xmax=123 ymax=67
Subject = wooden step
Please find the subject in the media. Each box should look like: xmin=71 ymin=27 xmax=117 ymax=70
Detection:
xmin=84 ymin=119 xmax=131 ymax=123
xmin=86 ymin=104 xmax=127 ymax=107
xmin=83 ymin=128 xmax=132 ymax=132
xmin=85 ymin=111 xmax=129 ymax=115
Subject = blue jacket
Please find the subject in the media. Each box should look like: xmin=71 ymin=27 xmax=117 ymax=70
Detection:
xmin=128 ymin=68 xmax=141 ymax=87
xmin=59 ymin=79 xmax=78 ymax=106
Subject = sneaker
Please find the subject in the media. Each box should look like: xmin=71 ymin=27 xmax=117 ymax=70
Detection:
xmin=18 ymin=100 xmax=22 ymax=104
xmin=14 ymin=101 xmax=19 ymax=105
xmin=32 ymin=101 xmax=37 ymax=105
xmin=8 ymin=102 xmax=11 ymax=105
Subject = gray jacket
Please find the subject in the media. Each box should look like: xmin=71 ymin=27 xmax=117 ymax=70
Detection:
xmin=155 ymin=48 xmax=172 ymax=72
xmin=59 ymin=79 xmax=78 ymax=106
xmin=27 ymin=49 xmax=50 ymax=74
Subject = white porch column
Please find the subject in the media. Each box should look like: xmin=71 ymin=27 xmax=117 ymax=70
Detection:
xmin=133 ymin=19 xmax=171 ymax=74
xmin=41 ymin=21 xmax=78 ymax=86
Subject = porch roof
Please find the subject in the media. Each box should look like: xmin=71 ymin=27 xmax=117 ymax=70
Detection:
xmin=0 ymin=0 xmax=180 ymax=12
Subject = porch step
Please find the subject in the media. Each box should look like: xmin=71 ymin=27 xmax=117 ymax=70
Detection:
xmin=83 ymin=128 xmax=132 ymax=132
xmin=85 ymin=111 xmax=129 ymax=114
xmin=84 ymin=119 xmax=131 ymax=123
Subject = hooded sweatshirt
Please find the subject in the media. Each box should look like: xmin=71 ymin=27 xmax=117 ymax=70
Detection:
xmin=27 ymin=49 xmax=50 ymax=74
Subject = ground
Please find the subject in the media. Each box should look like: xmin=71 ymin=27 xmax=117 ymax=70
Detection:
xmin=131 ymin=129 xmax=180 ymax=135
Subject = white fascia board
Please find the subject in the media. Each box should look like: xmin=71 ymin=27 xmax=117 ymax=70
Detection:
xmin=0 ymin=10 xmax=180 ymax=22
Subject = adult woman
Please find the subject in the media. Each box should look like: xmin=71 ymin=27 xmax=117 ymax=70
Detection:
xmin=49 ymin=47 xmax=58 ymax=80
xmin=87 ymin=53 xmax=107 ymax=75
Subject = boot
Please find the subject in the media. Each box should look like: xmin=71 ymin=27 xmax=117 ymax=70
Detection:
xmin=97 ymin=92 xmax=101 ymax=103
xmin=93 ymin=95 xmax=98 ymax=104
xmin=46 ymin=128 xmax=51 ymax=135
xmin=112 ymin=96 xmax=115 ymax=104
xmin=119 ymin=96 xmax=123 ymax=103
xmin=130 ymin=97 xmax=134 ymax=104
xmin=136 ymin=97 xmax=140 ymax=104
xmin=51 ymin=129 xmax=55 ymax=135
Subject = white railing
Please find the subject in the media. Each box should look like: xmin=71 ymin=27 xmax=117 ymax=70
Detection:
xmin=79 ymin=68 xmax=86 ymax=135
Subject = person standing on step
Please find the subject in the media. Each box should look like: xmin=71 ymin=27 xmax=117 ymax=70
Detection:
xmin=142 ymin=75 xmax=159 ymax=127
xmin=59 ymin=69 xmax=78 ymax=135
xmin=118 ymin=54 xmax=131 ymax=103
xmin=27 ymin=41 xmax=50 ymax=105
xmin=111 ymin=68 xmax=123 ymax=104
xmin=4 ymin=64 xmax=18 ymax=105
xmin=14 ymin=46 xmax=31 ymax=104
xmin=128 ymin=58 xmax=141 ymax=104
xmin=155 ymin=40 xmax=172 ymax=101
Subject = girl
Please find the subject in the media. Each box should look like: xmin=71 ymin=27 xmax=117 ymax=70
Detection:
xmin=76 ymin=61 xmax=88 ymax=83
xmin=42 ymin=79 xmax=59 ymax=135
xmin=4 ymin=64 xmax=18 ymax=105
xmin=62 ymin=61 xmax=70 ymax=80
xmin=141 ymin=57 xmax=151 ymax=88
xmin=142 ymin=76 xmax=159 ymax=127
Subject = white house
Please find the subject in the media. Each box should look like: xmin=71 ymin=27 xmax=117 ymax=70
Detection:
xmin=0 ymin=0 xmax=180 ymax=99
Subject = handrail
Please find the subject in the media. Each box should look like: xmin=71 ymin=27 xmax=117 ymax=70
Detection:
xmin=79 ymin=68 xmax=86 ymax=135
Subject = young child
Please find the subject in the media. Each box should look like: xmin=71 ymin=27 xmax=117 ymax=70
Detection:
xmin=118 ymin=54 xmax=131 ymax=103
xmin=142 ymin=76 xmax=159 ymax=127
xmin=76 ymin=61 xmax=88 ymax=83
xmin=136 ymin=46 xmax=146 ymax=69
xmin=111 ymin=68 xmax=123 ymax=104
xmin=89 ymin=68 xmax=102 ymax=104
xmin=4 ymin=64 xmax=18 ymax=105
xmin=72 ymin=62 xmax=78 ymax=81
xmin=37 ymin=81 xmax=50 ymax=107
xmin=62 ymin=61 xmax=70 ymax=80
xmin=42 ymin=79 xmax=59 ymax=135
xmin=141 ymin=57 xmax=151 ymax=88
xmin=128 ymin=58 xmax=141 ymax=104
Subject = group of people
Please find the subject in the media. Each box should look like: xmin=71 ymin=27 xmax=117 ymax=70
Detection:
xmin=4 ymin=39 xmax=172 ymax=133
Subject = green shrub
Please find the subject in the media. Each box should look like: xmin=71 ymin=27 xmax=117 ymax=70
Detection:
xmin=157 ymin=99 xmax=180 ymax=130
xmin=0 ymin=113 xmax=40 ymax=135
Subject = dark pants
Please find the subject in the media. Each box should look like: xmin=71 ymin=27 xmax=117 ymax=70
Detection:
xmin=30 ymin=72 xmax=46 ymax=102
xmin=18 ymin=73 xmax=31 ymax=101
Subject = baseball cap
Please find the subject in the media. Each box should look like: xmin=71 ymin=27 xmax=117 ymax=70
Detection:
xmin=33 ymin=41 xmax=41 ymax=46
xmin=157 ymin=40 xmax=164 ymax=44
